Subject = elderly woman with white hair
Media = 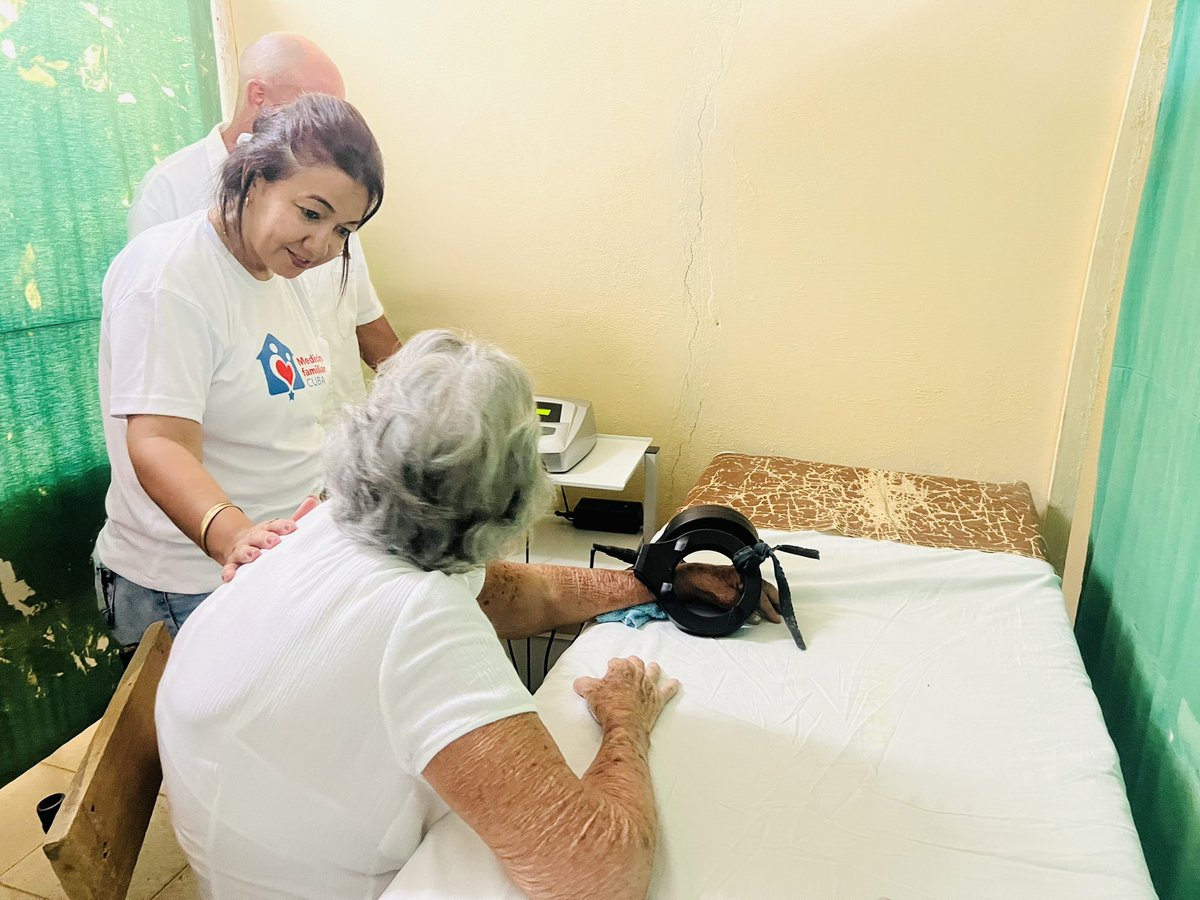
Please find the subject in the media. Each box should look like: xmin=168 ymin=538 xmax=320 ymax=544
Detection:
xmin=158 ymin=329 xmax=779 ymax=899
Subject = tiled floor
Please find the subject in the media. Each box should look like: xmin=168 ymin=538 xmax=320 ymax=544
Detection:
xmin=0 ymin=723 xmax=195 ymax=899
xmin=0 ymin=515 xmax=638 ymax=898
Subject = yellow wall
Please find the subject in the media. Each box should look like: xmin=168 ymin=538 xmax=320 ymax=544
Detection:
xmin=231 ymin=1 xmax=1150 ymax=524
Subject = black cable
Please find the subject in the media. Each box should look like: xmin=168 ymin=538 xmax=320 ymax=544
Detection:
xmin=542 ymin=628 xmax=557 ymax=680
xmin=532 ymin=501 xmax=608 ymax=685
xmin=592 ymin=543 xmax=639 ymax=565
xmin=568 ymin=619 xmax=585 ymax=649
xmin=521 ymin=534 xmax=532 ymax=687
xmin=555 ymin=486 xmax=574 ymax=522
xmin=525 ymin=636 xmax=533 ymax=690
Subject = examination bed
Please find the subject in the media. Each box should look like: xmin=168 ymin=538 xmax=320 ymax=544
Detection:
xmin=385 ymin=454 xmax=1155 ymax=898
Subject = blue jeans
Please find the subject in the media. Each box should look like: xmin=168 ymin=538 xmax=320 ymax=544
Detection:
xmin=94 ymin=563 xmax=210 ymax=646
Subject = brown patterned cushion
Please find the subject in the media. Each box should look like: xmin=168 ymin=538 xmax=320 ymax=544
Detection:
xmin=678 ymin=454 xmax=1046 ymax=561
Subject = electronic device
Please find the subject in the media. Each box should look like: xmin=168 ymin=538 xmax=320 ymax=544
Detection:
xmin=593 ymin=505 xmax=820 ymax=649
xmin=534 ymin=395 xmax=597 ymax=473
xmin=557 ymin=497 xmax=643 ymax=533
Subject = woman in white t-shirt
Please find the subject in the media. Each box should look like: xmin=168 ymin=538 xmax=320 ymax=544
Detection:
xmin=93 ymin=94 xmax=385 ymax=644
xmin=156 ymin=330 xmax=681 ymax=899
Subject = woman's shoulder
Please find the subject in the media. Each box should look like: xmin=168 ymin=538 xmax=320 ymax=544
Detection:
xmin=323 ymin=505 xmax=487 ymax=595
xmin=412 ymin=566 xmax=487 ymax=604
xmin=104 ymin=211 xmax=232 ymax=307
xmin=369 ymin=554 xmax=487 ymax=607
xmin=355 ymin=555 xmax=489 ymax=623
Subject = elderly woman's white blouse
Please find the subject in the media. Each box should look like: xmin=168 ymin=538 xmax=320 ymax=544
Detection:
xmin=156 ymin=504 xmax=536 ymax=899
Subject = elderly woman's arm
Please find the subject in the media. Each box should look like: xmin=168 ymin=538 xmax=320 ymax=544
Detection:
xmin=478 ymin=563 xmax=652 ymax=639
xmin=423 ymin=656 xmax=679 ymax=900
xmin=478 ymin=561 xmax=782 ymax=640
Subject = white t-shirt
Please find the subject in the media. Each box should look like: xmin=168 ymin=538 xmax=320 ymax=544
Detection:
xmin=94 ymin=211 xmax=330 ymax=593
xmin=128 ymin=123 xmax=385 ymax=415
xmin=156 ymin=504 xmax=536 ymax=899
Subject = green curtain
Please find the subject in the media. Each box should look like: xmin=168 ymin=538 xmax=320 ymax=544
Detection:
xmin=1076 ymin=1 xmax=1200 ymax=897
xmin=0 ymin=0 xmax=220 ymax=786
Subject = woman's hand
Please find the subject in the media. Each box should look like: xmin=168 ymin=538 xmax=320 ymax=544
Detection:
xmin=216 ymin=495 xmax=321 ymax=583
xmin=217 ymin=518 xmax=297 ymax=582
xmin=573 ymin=656 xmax=680 ymax=735
xmin=673 ymin=562 xmax=782 ymax=623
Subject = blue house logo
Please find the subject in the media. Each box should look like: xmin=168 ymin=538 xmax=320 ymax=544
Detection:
xmin=256 ymin=333 xmax=305 ymax=400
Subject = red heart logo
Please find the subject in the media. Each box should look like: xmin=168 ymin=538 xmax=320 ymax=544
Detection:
xmin=274 ymin=359 xmax=294 ymax=387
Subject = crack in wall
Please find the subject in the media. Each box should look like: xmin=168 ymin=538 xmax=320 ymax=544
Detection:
xmin=670 ymin=84 xmax=715 ymax=494
xmin=669 ymin=7 xmax=736 ymax=496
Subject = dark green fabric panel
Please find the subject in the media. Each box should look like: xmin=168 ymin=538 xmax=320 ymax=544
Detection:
xmin=0 ymin=0 xmax=219 ymax=786
xmin=1076 ymin=0 xmax=1200 ymax=896
xmin=1 ymin=323 xmax=105 ymax=494
xmin=0 ymin=0 xmax=221 ymax=334
xmin=0 ymin=461 xmax=117 ymax=787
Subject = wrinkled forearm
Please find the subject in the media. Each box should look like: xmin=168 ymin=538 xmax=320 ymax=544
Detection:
xmin=430 ymin=714 xmax=658 ymax=900
xmin=478 ymin=562 xmax=654 ymax=640
xmin=568 ymin=723 xmax=657 ymax=898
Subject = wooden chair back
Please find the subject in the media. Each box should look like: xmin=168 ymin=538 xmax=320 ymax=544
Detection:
xmin=43 ymin=621 xmax=173 ymax=900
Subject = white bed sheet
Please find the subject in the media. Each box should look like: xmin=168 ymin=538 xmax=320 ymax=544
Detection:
xmin=384 ymin=531 xmax=1154 ymax=899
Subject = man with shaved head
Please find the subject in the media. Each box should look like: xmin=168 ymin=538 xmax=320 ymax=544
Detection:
xmin=128 ymin=32 xmax=399 ymax=417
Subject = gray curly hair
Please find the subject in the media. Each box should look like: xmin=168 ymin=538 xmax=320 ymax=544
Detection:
xmin=324 ymin=329 xmax=548 ymax=573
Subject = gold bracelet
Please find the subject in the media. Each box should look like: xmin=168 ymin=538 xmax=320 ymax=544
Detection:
xmin=198 ymin=501 xmax=241 ymax=557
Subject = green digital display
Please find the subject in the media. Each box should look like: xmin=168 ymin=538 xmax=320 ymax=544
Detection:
xmin=535 ymin=400 xmax=563 ymax=423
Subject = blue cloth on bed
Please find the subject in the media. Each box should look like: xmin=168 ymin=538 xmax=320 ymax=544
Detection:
xmin=596 ymin=602 xmax=668 ymax=628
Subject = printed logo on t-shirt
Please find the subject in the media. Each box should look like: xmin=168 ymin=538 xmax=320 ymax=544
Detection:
xmin=256 ymin=333 xmax=306 ymax=399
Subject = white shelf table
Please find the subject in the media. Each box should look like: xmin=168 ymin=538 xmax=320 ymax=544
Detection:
xmin=545 ymin=434 xmax=659 ymax=538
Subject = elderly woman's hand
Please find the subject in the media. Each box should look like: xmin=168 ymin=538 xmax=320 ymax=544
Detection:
xmin=573 ymin=656 xmax=680 ymax=735
xmin=218 ymin=495 xmax=321 ymax=583
xmin=673 ymin=562 xmax=783 ymax=623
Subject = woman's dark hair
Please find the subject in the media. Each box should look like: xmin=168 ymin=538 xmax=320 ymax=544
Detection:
xmin=215 ymin=93 xmax=384 ymax=290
